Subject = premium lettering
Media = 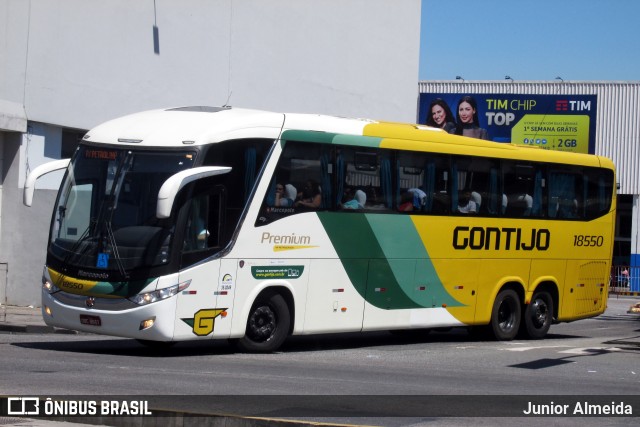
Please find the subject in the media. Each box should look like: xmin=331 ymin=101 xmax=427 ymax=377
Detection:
xmin=453 ymin=226 xmax=550 ymax=251
xmin=261 ymin=232 xmax=311 ymax=245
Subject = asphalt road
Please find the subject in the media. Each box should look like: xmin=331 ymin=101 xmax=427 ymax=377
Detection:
xmin=0 ymin=296 xmax=638 ymax=426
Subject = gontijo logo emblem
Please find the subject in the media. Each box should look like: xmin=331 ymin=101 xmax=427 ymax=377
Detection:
xmin=260 ymin=232 xmax=318 ymax=252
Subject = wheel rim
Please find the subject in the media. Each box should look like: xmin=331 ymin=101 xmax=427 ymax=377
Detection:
xmin=247 ymin=306 xmax=276 ymax=342
xmin=498 ymin=298 xmax=517 ymax=332
xmin=530 ymin=298 xmax=549 ymax=328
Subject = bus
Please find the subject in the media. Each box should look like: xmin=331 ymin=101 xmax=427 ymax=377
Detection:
xmin=24 ymin=106 xmax=616 ymax=352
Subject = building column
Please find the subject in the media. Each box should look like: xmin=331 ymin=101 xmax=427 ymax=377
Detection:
xmin=631 ymin=194 xmax=640 ymax=291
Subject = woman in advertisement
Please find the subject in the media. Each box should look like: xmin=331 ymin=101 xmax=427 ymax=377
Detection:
xmin=455 ymin=95 xmax=489 ymax=140
xmin=426 ymin=98 xmax=456 ymax=133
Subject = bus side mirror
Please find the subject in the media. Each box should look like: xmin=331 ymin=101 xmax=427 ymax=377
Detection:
xmin=23 ymin=159 xmax=71 ymax=206
xmin=156 ymin=166 xmax=232 ymax=219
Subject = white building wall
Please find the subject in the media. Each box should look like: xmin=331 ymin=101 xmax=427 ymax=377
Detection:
xmin=19 ymin=123 xmax=64 ymax=190
xmin=6 ymin=0 xmax=420 ymax=130
xmin=0 ymin=0 xmax=421 ymax=305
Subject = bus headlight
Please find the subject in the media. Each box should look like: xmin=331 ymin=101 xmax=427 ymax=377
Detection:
xmin=42 ymin=271 xmax=60 ymax=294
xmin=128 ymin=280 xmax=191 ymax=306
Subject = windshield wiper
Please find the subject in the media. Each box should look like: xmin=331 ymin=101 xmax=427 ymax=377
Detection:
xmin=98 ymin=151 xmax=134 ymax=280
xmin=105 ymin=221 xmax=128 ymax=279
xmin=60 ymin=219 xmax=98 ymax=270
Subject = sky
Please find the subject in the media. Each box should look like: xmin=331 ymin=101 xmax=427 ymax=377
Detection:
xmin=419 ymin=0 xmax=640 ymax=81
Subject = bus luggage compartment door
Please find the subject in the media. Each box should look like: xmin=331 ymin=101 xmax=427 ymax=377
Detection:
xmin=562 ymin=260 xmax=608 ymax=319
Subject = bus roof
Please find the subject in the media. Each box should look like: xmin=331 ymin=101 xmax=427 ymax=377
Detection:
xmin=82 ymin=106 xmax=612 ymax=169
xmin=83 ymin=106 xmax=287 ymax=146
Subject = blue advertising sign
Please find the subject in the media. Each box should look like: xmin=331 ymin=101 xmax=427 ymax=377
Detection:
xmin=418 ymin=93 xmax=597 ymax=154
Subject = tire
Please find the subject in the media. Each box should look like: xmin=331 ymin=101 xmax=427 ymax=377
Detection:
xmin=490 ymin=289 xmax=521 ymax=340
xmin=522 ymin=291 xmax=553 ymax=339
xmin=236 ymin=292 xmax=290 ymax=353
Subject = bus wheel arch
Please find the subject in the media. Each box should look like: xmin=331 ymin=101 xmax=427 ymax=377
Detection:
xmin=522 ymin=282 xmax=557 ymax=339
xmin=490 ymin=283 xmax=524 ymax=341
xmin=235 ymin=287 xmax=293 ymax=353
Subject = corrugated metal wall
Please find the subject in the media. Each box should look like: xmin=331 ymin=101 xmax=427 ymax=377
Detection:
xmin=418 ymin=81 xmax=640 ymax=195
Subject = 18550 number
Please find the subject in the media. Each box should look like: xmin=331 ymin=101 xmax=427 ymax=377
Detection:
xmin=573 ymin=235 xmax=604 ymax=247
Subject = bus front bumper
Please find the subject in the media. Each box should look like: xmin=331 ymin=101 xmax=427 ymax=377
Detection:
xmin=41 ymin=289 xmax=178 ymax=342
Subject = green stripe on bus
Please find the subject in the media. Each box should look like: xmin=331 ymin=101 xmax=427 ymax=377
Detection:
xmin=332 ymin=134 xmax=382 ymax=148
xmin=280 ymin=130 xmax=337 ymax=144
xmin=280 ymin=130 xmax=382 ymax=148
xmin=317 ymin=212 xmax=463 ymax=309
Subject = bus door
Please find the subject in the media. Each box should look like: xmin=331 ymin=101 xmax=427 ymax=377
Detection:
xmin=173 ymin=185 xmax=233 ymax=340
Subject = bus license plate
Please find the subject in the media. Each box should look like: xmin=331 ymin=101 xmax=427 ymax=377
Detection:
xmin=80 ymin=314 xmax=101 ymax=326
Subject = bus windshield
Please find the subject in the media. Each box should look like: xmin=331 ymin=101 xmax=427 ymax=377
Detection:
xmin=49 ymin=145 xmax=196 ymax=273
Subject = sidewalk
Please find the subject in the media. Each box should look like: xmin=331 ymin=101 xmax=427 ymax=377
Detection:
xmin=0 ymin=304 xmax=76 ymax=334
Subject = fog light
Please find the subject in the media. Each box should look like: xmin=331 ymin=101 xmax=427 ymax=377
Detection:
xmin=44 ymin=305 xmax=52 ymax=317
xmin=139 ymin=317 xmax=155 ymax=330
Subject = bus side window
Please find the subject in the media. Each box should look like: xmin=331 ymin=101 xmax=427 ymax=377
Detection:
xmin=452 ymin=156 xmax=499 ymax=216
xmin=548 ymin=171 xmax=579 ymax=219
xmin=582 ymin=167 xmax=614 ymax=219
xmin=256 ymin=140 xmax=328 ymax=225
xmin=395 ymin=151 xmax=427 ymax=213
xmin=183 ymin=196 xmax=210 ymax=251
xmin=340 ymin=147 xmax=389 ymax=212
xmin=183 ymin=191 xmax=223 ymax=252
xmin=503 ymin=163 xmax=538 ymax=217
xmin=395 ymin=151 xmax=452 ymax=215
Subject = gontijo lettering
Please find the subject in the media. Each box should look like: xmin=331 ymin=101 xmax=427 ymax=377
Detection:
xmin=453 ymin=226 xmax=550 ymax=251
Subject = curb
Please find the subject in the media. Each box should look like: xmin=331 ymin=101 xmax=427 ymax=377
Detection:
xmin=35 ymin=414 xmax=355 ymax=427
xmin=613 ymin=291 xmax=640 ymax=297
xmin=0 ymin=323 xmax=77 ymax=334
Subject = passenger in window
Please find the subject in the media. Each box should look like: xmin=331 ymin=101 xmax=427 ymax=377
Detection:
xmin=398 ymin=191 xmax=415 ymax=212
xmin=426 ymin=99 xmax=456 ymax=133
xmin=295 ymin=180 xmax=322 ymax=209
xmin=557 ymin=198 xmax=578 ymax=218
xmin=274 ymin=183 xmax=297 ymax=207
xmin=457 ymin=189 xmax=478 ymax=214
xmin=342 ymin=187 xmax=367 ymax=210
xmin=508 ymin=193 xmax=533 ymax=216
xmin=408 ymin=187 xmax=427 ymax=210
xmin=470 ymin=191 xmax=482 ymax=212
xmin=454 ymin=96 xmax=489 ymax=140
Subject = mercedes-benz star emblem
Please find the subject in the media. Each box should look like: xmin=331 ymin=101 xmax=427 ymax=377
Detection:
xmin=85 ymin=297 xmax=95 ymax=308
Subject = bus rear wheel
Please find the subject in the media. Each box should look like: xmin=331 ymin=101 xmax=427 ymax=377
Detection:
xmin=490 ymin=289 xmax=521 ymax=340
xmin=236 ymin=292 xmax=290 ymax=353
xmin=522 ymin=291 xmax=553 ymax=339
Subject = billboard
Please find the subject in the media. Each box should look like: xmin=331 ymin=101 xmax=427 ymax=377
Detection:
xmin=418 ymin=93 xmax=597 ymax=154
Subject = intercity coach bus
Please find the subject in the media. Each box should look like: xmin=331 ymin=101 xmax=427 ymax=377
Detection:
xmin=24 ymin=106 xmax=616 ymax=352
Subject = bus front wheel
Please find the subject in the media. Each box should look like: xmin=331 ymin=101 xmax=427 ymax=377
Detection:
xmin=522 ymin=291 xmax=553 ymax=339
xmin=236 ymin=292 xmax=290 ymax=353
xmin=490 ymin=289 xmax=521 ymax=340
